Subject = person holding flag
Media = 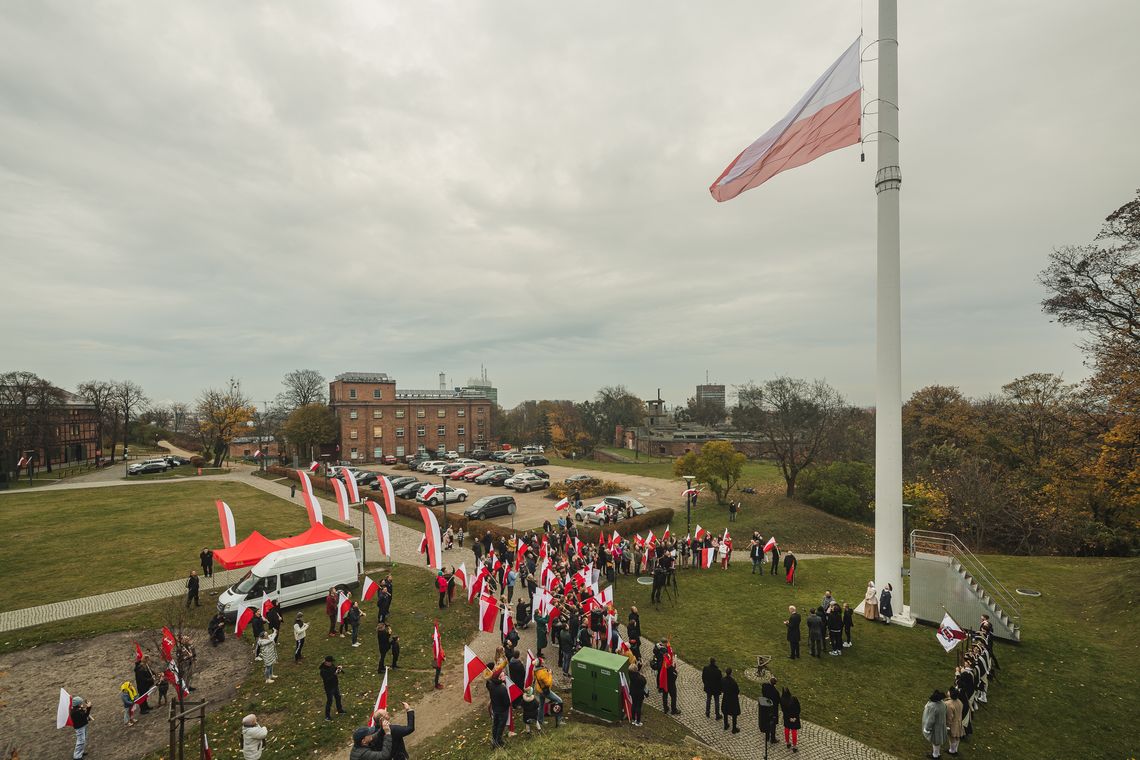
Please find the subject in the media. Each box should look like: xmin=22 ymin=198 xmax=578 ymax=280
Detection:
xmin=69 ymin=694 xmax=93 ymax=759
xmin=119 ymin=682 xmax=139 ymax=727
xmin=134 ymin=655 xmax=156 ymax=714
xmin=432 ymin=620 xmax=446 ymax=690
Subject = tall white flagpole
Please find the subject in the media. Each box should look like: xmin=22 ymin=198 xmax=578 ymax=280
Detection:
xmin=874 ymin=0 xmax=907 ymax=620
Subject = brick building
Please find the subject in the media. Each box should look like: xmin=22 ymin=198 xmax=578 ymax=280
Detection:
xmin=226 ymin=436 xmax=284 ymax=461
xmin=328 ymin=372 xmax=492 ymax=464
xmin=1 ymin=388 xmax=100 ymax=470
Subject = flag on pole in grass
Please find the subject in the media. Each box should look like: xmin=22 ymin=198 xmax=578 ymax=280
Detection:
xmin=215 ymin=500 xmax=237 ymax=548
xmin=553 ymin=496 xmax=570 ymax=511
xmin=330 ymin=477 xmax=352 ymax=522
xmin=478 ymin=594 xmax=499 ymax=633
xmin=366 ymin=499 xmax=392 ymax=558
xmin=709 ymin=37 xmax=862 ymax=201
xmin=419 ymin=506 xmax=443 ymax=571
xmin=432 ymin=620 xmax=446 ymax=668
xmin=378 ymin=476 xmax=397 ymax=515
xmin=936 ymin=612 xmax=967 ymax=652
xmin=297 ymin=470 xmax=325 ymax=525
xmin=161 ymin=626 xmax=177 ymax=662
xmin=203 ymin=733 xmax=213 ymax=760
xmin=370 ymin=667 xmax=390 ymax=721
xmin=362 ymin=575 xmax=379 ymax=602
xmin=764 ymin=536 xmax=778 ymax=553
xmin=56 ymin=687 xmax=73 ymax=728
xmin=463 ymin=645 xmax=490 ymax=703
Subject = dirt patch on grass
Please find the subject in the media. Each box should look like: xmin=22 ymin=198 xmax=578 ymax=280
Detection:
xmin=0 ymin=629 xmax=250 ymax=760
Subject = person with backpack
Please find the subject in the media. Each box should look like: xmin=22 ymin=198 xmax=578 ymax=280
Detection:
xmin=533 ymin=658 xmax=564 ymax=728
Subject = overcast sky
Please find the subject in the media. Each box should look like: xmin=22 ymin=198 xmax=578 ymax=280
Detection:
xmin=3 ymin=1 xmax=1137 ymax=410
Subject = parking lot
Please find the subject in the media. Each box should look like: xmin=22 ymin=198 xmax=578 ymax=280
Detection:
xmin=359 ymin=462 xmax=678 ymax=531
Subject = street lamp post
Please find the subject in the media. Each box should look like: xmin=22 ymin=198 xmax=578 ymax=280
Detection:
xmin=683 ymin=475 xmax=695 ymax=538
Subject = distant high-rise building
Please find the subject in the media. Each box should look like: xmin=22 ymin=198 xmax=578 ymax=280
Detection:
xmin=696 ymin=383 xmax=726 ymax=410
xmin=462 ymin=366 xmax=498 ymax=406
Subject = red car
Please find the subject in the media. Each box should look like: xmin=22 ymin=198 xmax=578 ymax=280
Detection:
xmin=382 ymin=455 xmax=398 ymax=465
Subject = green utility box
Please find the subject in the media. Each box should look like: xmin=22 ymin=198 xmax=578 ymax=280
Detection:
xmin=570 ymin=647 xmax=630 ymax=722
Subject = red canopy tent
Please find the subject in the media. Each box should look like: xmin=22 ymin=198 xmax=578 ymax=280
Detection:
xmin=213 ymin=525 xmax=355 ymax=570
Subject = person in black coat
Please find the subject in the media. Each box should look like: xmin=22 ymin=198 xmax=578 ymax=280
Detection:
xmin=627 ymin=607 xmax=641 ymax=642
xmin=487 ymin=671 xmax=511 ymax=748
xmin=376 ymin=623 xmax=392 ymax=673
xmin=376 ymin=589 xmax=392 ymax=624
xmin=701 ymin=657 xmax=723 ymax=720
xmin=769 ymin=543 xmax=780 ymax=575
xmin=826 ymin=603 xmax=843 ymax=655
xmin=759 ymin=677 xmax=781 ymax=744
xmin=199 ymin=548 xmax=213 ymax=578
xmin=388 ymin=702 xmax=415 ymax=760
xmin=266 ymin=601 xmax=283 ymax=638
xmin=781 ymin=686 xmax=802 ymax=752
xmin=720 ymin=668 xmax=741 ymax=733
xmin=628 ymin=663 xmax=648 ymax=727
xmin=319 ymin=656 xmax=345 ymax=720
xmin=134 ymin=657 xmax=156 ymax=714
xmin=508 ymin=651 xmax=526 ymax=707
xmin=806 ymin=607 xmax=824 ymax=657
xmin=186 ymin=571 xmax=200 ymax=608
xmin=785 ymin=605 xmax=802 ymax=659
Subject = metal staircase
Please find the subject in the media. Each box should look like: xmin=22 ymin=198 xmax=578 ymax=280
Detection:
xmin=909 ymin=530 xmax=1021 ymax=642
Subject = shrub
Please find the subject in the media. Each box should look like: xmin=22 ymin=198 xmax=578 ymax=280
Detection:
xmin=189 ymin=455 xmax=207 ymax=468
xmin=547 ymin=480 xmax=625 ymax=500
xmin=799 ymin=461 xmax=874 ymax=520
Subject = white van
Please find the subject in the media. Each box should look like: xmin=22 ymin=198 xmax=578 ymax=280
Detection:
xmin=216 ymin=540 xmax=360 ymax=621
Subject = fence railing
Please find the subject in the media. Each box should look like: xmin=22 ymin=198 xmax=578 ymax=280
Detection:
xmin=910 ymin=529 xmax=1021 ymax=627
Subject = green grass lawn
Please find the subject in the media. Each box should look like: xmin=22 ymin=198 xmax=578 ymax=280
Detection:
xmin=414 ymin=681 xmax=729 ymax=759
xmin=615 ymin=555 xmax=1140 ymax=760
xmin=550 ymin=451 xmax=784 ymax=488
xmin=0 ymin=481 xmax=328 ymax=610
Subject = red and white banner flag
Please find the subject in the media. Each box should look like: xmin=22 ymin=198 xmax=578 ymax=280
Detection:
xmin=553 ymin=497 xmax=570 ymax=511
xmin=463 ymin=645 xmax=490 ymax=703
xmin=432 ymin=620 xmax=445 ymax=667
xmin=203 ymin=733 xmax=213 ymax=760
xmin=56 ymin=687 xmax=73 ymax=729
xmin=253 ymin=449 xmax=264 ymax=459
xmin=344 ymin=472 xmax=361 ymax=503
xmin=454 ymin=563 xmax=468 ymax=592
xmin=366 ymin=500 xmax=392 ymax=557
xmin=478 ymin=594 xmax=499 ymax=633
xmin=378 ymin=476 xmax=397 ymax=515
xmin=215 ymin=500 xmax=237 ymax=549
xmin=700 ymin=547 xmax=715 ymax=569
xmin=594 ymin=585 xmax=614 ymax=609
xmin=661 ymin=526 xmax=671 ymax=543
xmin=524 ymin=649 xmax=537 ymax=688
xmin=515 ymin=541 xmax=528 ymax=571
xmin=709 ymin=37 xmax=862 ymax=201
xmin=330 ymin=477 xmax=352 ymax=522
xmin=681 ymin=487 xmax=701 ymax=498
xmin=764 ymin=536 xmax=778 ymax=553
xmin=297 ymin=470 xmax=325 ymax=525
xmin=336 ymin=592 xmax=352 ymax=624
xmin=235 ymin=605 xmax=255 ymax=636
xmin=646 ymin=530 xmax=656 ymax=547
xmin=501 ymin=601 xmax=515 ymax=637
xmin=362 ymin=575 xmax=379 ymax=602
xmin=694 ymin=524 xmax=707 ymax=542
xmin=308 ymin=461 xmax=320 ymax=473
xmin=936 ymin=612 xmax=967 ymax=652
xmin=619 ymin=672 xmax=633 ymax=722
xmin=469 ymin=567 xmax=488 ymax=604
xmin=164 ymin=665 xmax=190 ymax=698
xmin=370 ymin=667 xmax=390 ymax=722
xmin=161 ymin=626 xmax=177 ymax=662
xmin=418 ymin=506 xmax=443 ymax=571
xmin=722 ymin=528 xmax=733 ymax=548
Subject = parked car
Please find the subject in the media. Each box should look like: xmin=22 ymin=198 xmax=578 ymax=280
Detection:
xmin=462 ymin=466 xmax=491 ymax=481
xmin=474 ymin=468 xmax=512 ymax=484
xmin=439 ymin=463 xmax=466 ymax=475
xmin=504 ymin=472 xmax=549 ymax=493
xmin=521 ymin=445 xmax=545 ymax=454
xmin=564 ymin=473 xmax=601 ymax=486
xmin=418 ymin=460 xmax=447 ymax=473
xmin=444 ymin=451 xmax=460 ymax=460
xmin=355 ymin=471 xmax=379 ymax=486
xmin=416 ymin=485 xmax=468 ymax=506
xmin=504 ymin=451 xmax=527 ymax=464
xmin=395 ymin=480 xmax=428 ymax=498
xmin=522 ymin=455 xmax=549 ymax=466
xmin=489 ymin=451 xmax=509 ymax=462
xmin=481 ymin=469 xmax=515 ymax=486
xmin=164 ymin=455 xmax=191 ymax=467
xmin=128 ymin=459 xmax=169 ymax=475
xmin=450 ymin=465 xmax=481 ymax=479
xmin=522 ymin=468 xmax=550 ymax=480
xmin=373 ymin=475 xmax=415 ymax=491
xmin=575 ymin=496 xmax=648 ymax=525
xmin=463 ymin=495 xmax=517 ymax=520
xmin=471 ymin=449 xmax=491 ymax=460
xmin=381 ymin=454 xmax=398 ymax=465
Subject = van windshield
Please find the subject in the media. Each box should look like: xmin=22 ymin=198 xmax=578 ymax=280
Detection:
xmin=233 ymin=572 xmax=259 ymax=595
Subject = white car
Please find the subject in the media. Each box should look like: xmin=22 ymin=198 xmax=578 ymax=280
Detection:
xmin=503 ymin=472 xmax=549 ymax=493
xmin=418 ymin=460 xmax=447 ymax=473
xmin=575 ymin=496 xmax=648 ymax=524
xmin=416 ymin=485 xmax=468 ymax=506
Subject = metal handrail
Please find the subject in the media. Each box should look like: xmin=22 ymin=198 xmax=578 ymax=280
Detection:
xmin=910 ymin=530 xmax=1021 ymax=626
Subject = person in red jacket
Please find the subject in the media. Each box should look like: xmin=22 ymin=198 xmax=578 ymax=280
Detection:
xmin=436 ymin=571 xmax=449 ymax=609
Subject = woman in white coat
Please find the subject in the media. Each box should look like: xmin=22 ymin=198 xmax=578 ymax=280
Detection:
xmin=862 ymin=581 xmax=879 ymax=621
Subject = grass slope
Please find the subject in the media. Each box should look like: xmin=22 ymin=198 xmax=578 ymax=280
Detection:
xmin=551 ymin=451 xmax=784 ymax=487
xmin=615 ymin=555 xmax=1139 ymax=760
xmin=0 ymin=481 xmax=325 ymax=610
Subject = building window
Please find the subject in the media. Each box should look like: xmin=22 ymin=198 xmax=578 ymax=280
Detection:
xmin=417 ymin=444 xmax=426 ymax=454
xmin=437 ymin=408 xmax=446 ymax=418
xmin=349 ymin=409 xmax=358 ymax=420
xmin=349 ymin=429 xmax=358 ymax=439
xmin=349 ymin=389 xmax=357 ymax=399
xmin=477 ymin=406 xmax=485 ymax=415
xmin=457 ymin=409 xmax=465 ymax=417
xmin=350 ymin=447 xmax=358 ymax=459
xmin=396 ymin=427 xmax=405 ymax=438
xmin=396 ymin=409 xmax=405 ymax=418
xmin=396 ymin=445 xmax=405 ymax=456
xmin=373 ymin=426 xmax=383 ymax=438
xmin=372 ymin=409 xmax=382 ymax=419
xmin=477 ymin=419 xmax=485 ymax=429
xmin=436 ymin=424 xmax=446 ymax=436
xmin=457 ymin=425 xmax=465 ymax=436
xmin=373 ymin=447 xmax=383 ymax=459
xmin=457 ymin=443 xmax=466 ymax=453
xmin=417 ymin=408 xmax=425 ymax=418
xmin=373 ymin=389 xmax=381 ymax=399
xmin=417 ymin=425 xmax=426 ymax=437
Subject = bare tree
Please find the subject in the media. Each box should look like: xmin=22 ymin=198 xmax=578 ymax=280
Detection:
xmin=277 ymin=369 xmax=327 ymax=410
xmin=113 ymin=380 xmax=149 ymax=457
xmin=77 ymin=380 xmax=115 ymax=462
xmin=0 ymin=371 xmax=63 ymax=472
xmin=169 ymin=402 xmax=190 ymax=434
xmin=196 ymin=379 xmax=255 ymax=467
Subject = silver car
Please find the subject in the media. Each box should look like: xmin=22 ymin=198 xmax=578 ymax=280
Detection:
xmin=574 ymin=496 xmax=647 ymax=524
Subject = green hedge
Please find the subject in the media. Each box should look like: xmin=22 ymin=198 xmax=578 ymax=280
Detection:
xmin=547 ymin=479 xmax=625 ymax=500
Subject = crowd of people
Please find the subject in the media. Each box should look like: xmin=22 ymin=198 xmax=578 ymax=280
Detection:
xmin=922 ymin=614 xmax=1002 ymax=758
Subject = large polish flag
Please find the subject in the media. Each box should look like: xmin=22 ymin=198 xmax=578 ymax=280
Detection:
xmin=366 ymin=500 xmax=392 ymax=558
xmin=478 ymin=594 xmax=499 ymax=633
xmin=378 ymin=477 xmax=397 ymax=515
xmin=297 ymin=470 xmax=325 ymax=525
xmin=418 ymin=506 xmax=443 ymax=571
xmin=56 ymin=687 xmax=74 ymax=728
xmin=463 ymin=645 xmax=490 ymax=702
xmin=330 ymin=478 xmax=353 ymax=522
xmin=344 ymin=472 xmax=361 ymax=503
xmin=710 ymin=37 xmax=862 ymax=201
xmin=362 ymin=575 xmax=379 ymax=602
xmin=370 ymin=667 xmax=390 ymax=724
xmin=215 ymin=500 xmax=237 ymax=548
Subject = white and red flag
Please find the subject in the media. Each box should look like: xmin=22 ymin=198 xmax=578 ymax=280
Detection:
xmin=297 ymin=470 xmax=325 ymax=525
xmin=478 ymin=594 xmax=499 ymax=633
xmin=235 ymin=605 xmax=255 ymax=636
xmin=722 ymin=528 xmax=733 ymax=548
xmin=681 ymin=487 xmax=701 ymax=498
xmin=336 ymin=592 xmax=352 ymax=624
xmin=709 ymin=37 xmax=862 ymax=201
xmin=132 ymin=686 xmax=157 ymax=708
xmin=366 ymin=500 xmax=392 ymax=558
xmin=661 ymin=526 xmax=671 ymax=543
xmin=936 ymin=612 xmax=967 ymax=652
xmin=524 ymin=649 xmax=537 ymax=688
xmin=330 ymin=477 xmax=352 ymax=522
xmin=515 ymin=541 xmax=528 ymax=571
xmin=203 ymin=733 xmax=213 ymax=760
xmin=700 ymin=547 xmax=716 ymax=569
xmin=362 ymin=575 xmax=379 ymax=602
xmin=164 ymin=665 xmax=191 ymax=698
xmin=454 ymin=563 xmax=469 ymax=593
xmin=370 ymin=667 xmax=390 ymax=722
xmin=56 ymin=687 xmax=73 ymax=729
xmin=378 ymin=476 xmax=397 ymax=515
xmin=619 ymin=672 xmax=633 ymax=722
xmin=344 ymin=472 xmax=361 ymax=503
xmin=432 ymin=620 xmax=446 ymax=667
xmin=501 ymin=601 xmax=515 ymax=637
xmin=253 ymin=449 xmax=264 ymax=459
xmin=418 ymin=506 xmax=443 ymax=571
xmin=469 ymin=566 xmax=488 ymax=604
xmin=694 ymin=524 xmax=707 ymax=542
xmin=215 ymin=500 xmax=237 ymax=548
xmin=462 ymin=645 xmax=490 ymax=703
xmin=308 ymin=461 xmax=320 ymax=473
xmin=553 ymin=496 xmax=570 ymax=511
xmin=764 ymin=536 xmax=778 ymax=553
